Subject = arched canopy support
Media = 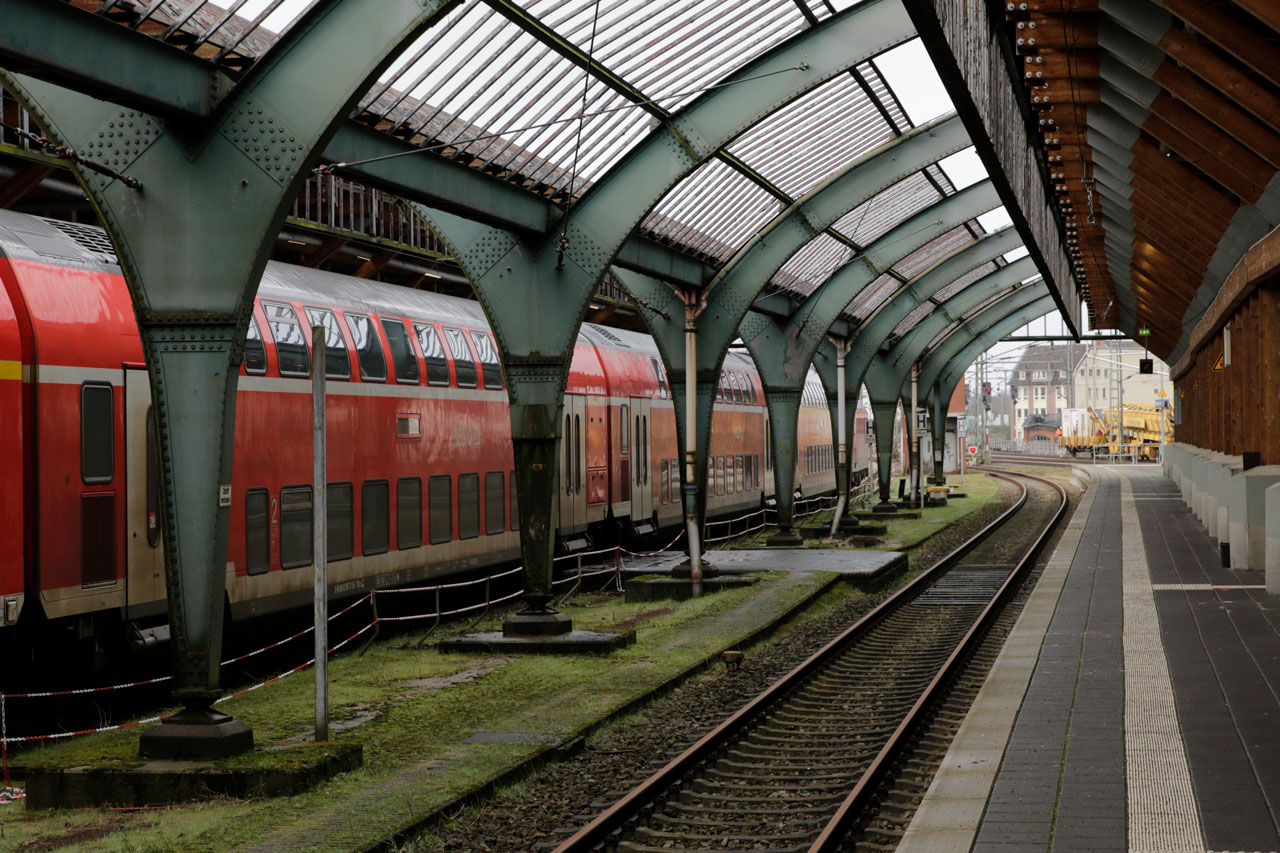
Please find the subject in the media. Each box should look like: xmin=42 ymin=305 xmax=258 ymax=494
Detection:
xmin=1 ymin=0 xmax=458 ymax=755
xmin=864 ymin=284 xmax=1053 ymax=502
xmin=735 ymin=179 xmax=1002 ymax=518
xmin=409 ymin=0 xmax=917 ymax=595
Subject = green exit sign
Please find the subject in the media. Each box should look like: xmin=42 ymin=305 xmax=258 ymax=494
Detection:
xmin=1137 ymin=327 xmax=1151 ymax=336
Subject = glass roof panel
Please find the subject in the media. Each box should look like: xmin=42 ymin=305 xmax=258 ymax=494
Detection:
xmin=73 ymin=0 xmax=319 ymax=66
xmin=728 ymin=75 xmax=894 ymax=197
xmin=769 ymin=234 xmax=854 ymax=297
xmin=846 ymin=272 xmax=900 ymax=320
xmin=415 ymin=0 xmax=815 ymax=120
xmin=891 ymin=226 xmax=978 ymax=279
xmin=642 ymin=159 xmax=781 ymax=262
xmin=831 ymin=172 xmax=943 ymax=246
xmin=890 ymin=262 xmax=997 ymax=338
xmin=361 ymin=3 xmax=652 ymax=197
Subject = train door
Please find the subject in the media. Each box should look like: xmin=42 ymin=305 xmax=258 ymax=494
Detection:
xmin=559 ymin=394 xmax=587 ymax=534
xmin=124 ymin=368 xmax=165 ymax=619
xmin=630 ymin=397 xmax=652 ymax=521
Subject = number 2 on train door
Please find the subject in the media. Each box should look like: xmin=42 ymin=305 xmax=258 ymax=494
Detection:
xmin=270 ymin=496 xmax=280 ymax=568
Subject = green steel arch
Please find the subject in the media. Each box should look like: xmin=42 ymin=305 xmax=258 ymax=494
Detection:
xmin=1 ymin=0 xmax=462 ymax=752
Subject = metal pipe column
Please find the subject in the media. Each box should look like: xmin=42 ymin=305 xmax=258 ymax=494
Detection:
xmin=829 ymin=338 xmax=850 ymax=537
xmin=684 ymin=302 xmax=703 ymax=583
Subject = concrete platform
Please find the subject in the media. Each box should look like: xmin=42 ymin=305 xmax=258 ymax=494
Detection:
xmin=901 ymin=466 xmax=1280 ymax=853
xmin=437 ymin=629 xmax=636 ymax=655
xmin=624 ymin=575 xmax=759 ymax=603
xmin=698 ymin=548 xmax=906 ymax=577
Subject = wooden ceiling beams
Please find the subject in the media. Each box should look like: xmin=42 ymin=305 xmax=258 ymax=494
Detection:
xmin=1002 ymin=0 xmax=1280 ymax=353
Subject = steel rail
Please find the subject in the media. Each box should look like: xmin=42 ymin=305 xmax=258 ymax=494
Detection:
xmin=553 ymin=469 xmax=1065 ymax=852
xmin=809 ymin=468 xmax=1068 ymax=850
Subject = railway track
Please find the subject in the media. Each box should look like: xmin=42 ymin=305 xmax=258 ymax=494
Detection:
xmin=551 ymin=469 xmax=1067 ymax=853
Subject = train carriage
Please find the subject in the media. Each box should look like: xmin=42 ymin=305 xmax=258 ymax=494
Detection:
xmin=0 ymin=209 xmax=866 ymax=660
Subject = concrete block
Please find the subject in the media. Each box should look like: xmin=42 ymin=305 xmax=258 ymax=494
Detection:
xmin=1213 ymin=456 xmax=1243 ymax=544
xmin=1229 ymin=467 xmax=1280 ymax=571
xmin=1265 ymin=482 xmax=1280 ymax=595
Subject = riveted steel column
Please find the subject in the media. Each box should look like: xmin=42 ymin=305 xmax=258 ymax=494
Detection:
xmin=2 ymin=0 xmax=457 ymax=755
xmin=764 ymin=388 xmax=805 ymax=545
xmin=829 ymin=337 xmax=851 ymax=535
xmin=682 ymin=299 xmax=703 ymax=581
xmin=929 ymin=388 xmax=949 ymax=484
xmin=869 ymin=400 xmax=900 ymax=511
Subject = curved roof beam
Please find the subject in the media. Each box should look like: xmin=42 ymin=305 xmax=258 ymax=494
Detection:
xmin=412 ymin=0 xmax=917 ymax=366
xmin=0 ymin=0 xmax=230 ymax=119
xmin=918 ymin=286 xmax=1055 ymax=393
xmin=876 ymin=254 xmax=1039 ymax=368
xmin=932 ymin=296 xmax=1060 ymax=404
xmin=705 ymin=112 xmax=969 ymax=298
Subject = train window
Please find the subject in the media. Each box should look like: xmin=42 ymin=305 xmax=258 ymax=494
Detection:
xmin=620 ymin=404 xmax=630 ymax=455
xmin=413 ymin=323 xmax=451 ymax=386
xmin=280 ymin=486 xmax=313 ymax=569
xmin=145 ymin=409 xmax=160 ymax=548
xmin=717 ymin=456 xmax=725 ymax=495
xmin=346 ymin=313 xmax=387 ymax=383
xmin=564 ymin=415 xmax=572 ymax=495
xmin=744 ymin=455 xmax=753 ymax=490
xmin=727 ymin=454 xmax=735 ymax=492
xmin=736 ymin=455 xmax=744 ymax=492
xmin=660 ymin=460 xmax=669 ymax=504
xmin=80 ymin=382 xmax=114 ymax=484
xmin=459 ymin=473 xmax=480 ymax=540
xmin=765 ymin=421 xmax=771 ymax=470
xmin=650 ymin=357 xmax=668 ymax=398
xmin=245 ymin=488 xmax=269 ymax=575
xmin=740 ymin=373 xmax=753 ymax=404
xmin=381 ymin=319 xmax=420 ymax=385
xmin=470 ymin=331 xmax=504 ymax=390
xmin=753 ymin=454 xmax=759 ymax=485
xmin=263 ymin=301 xmax=310 ymax=378
xmin=510 ymin=470 xmax=518 ymax=531
xmin=485 ymin=471 xmax=504 ymax=535
xmin=574 ymin=414 xmax=582 ymax=493
xmin=396 ymin=478 xmax=422 ymax=550
xmin=328 ymin=483 xmax=353 ymax=561
xmin=362 ymin=480 xmax=389 ymax=555
xmin=244 ymin=315 xmax=267 ymax=375
xmin=642 ymin=416 xmax=648 ymax=484
xmin=304 ymin=307 xmax=351 ymax=380
xmin=443 ymin=327 xmax=477 ymax=388
xmin=728 ymin=372 xmax=741 ymax=404
xmin=429 ymin=475 xmax=452 ymax=544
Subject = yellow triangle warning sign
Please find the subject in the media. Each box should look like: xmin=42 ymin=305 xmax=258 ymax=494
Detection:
xmin=1212 ymin=353 xmax=1224 ymax=371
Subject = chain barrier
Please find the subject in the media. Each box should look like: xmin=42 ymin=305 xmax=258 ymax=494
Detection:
xmin=0 ymin=529 xmax=694 ymax=751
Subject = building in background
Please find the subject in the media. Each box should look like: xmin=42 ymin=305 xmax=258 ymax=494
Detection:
xmin=1007 ymin=344 xmax=1088 ymax=440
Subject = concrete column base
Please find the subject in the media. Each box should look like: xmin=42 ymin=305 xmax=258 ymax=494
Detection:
xmin=139 ymin=705 xmax=254 ymax=760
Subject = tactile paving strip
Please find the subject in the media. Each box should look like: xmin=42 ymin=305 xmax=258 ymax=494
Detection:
xmin=1121 ymin=473 xmax=1206 ymax=853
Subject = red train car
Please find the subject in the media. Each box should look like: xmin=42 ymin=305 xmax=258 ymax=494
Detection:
xmin=0 ymin=210 xmax=863 ymax=658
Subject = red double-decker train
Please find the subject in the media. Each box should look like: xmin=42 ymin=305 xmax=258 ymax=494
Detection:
xmin=0 ymin=210 xmax=868 ymax=660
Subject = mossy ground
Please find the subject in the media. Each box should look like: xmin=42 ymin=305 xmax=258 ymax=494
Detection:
xmin=722 ymin=472 xmax=1001 ymax=551
xmin=2 ymin=570 xmax=834 ymax=852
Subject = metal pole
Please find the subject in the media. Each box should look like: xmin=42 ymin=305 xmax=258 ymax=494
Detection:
xmin=311 ymin=325 xmax=328 ymax=742
xmin=910 ymin=363 xmax=919 ymax=507
xmin=683 ymin=301 xmax=702 ymax=583
xmin=829 ymin=339 xmax=849 ymax=537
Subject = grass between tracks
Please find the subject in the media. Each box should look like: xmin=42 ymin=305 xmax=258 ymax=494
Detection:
xmin=724 ymin=471 xmax=1001 ymax=551
xmin=4 ymin=572 xmax=834 ymax=852
xmin=4 ymin=474 xmax=1007 ymax=852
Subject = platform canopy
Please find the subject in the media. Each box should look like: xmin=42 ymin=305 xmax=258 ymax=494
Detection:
xmin=0 ymin=0 xmax=1076 ymax=357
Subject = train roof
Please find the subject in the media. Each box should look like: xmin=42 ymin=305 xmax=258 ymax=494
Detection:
xmin=0 ymin=210 xmax=763 ymax=374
